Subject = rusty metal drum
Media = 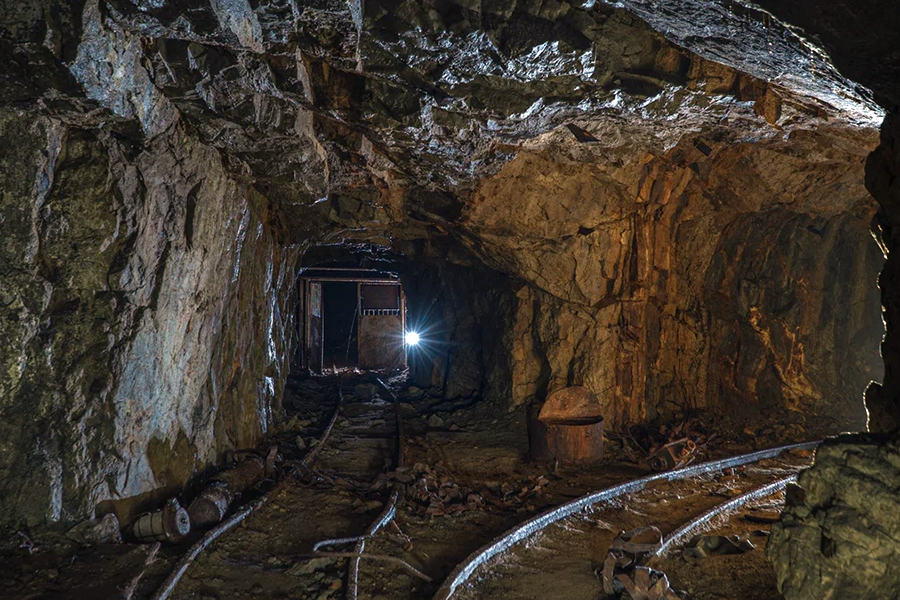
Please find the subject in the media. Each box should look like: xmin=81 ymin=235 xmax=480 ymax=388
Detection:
xmin=531 ymin=387 xmax=605 ymax=464
xmin=133 ymin=498 xmax=191 ymax=543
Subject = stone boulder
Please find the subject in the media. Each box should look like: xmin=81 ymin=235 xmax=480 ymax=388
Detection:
xmin=767 ymin=434 xmax=900 ymax=600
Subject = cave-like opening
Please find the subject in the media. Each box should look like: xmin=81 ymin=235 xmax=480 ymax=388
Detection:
xmin=2 ymin=0 xmax=899 ymax=598
xmin=321 ymin=280 xmax=359 ymax=370
xmin=300 ymin=266 xmax=410 ymax=374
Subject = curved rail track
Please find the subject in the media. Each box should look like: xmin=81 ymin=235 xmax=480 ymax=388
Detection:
xmin=433 ymin=441 xmax=818 ymax=600
xmin=144 ymin=372 xmax=817 ymax=600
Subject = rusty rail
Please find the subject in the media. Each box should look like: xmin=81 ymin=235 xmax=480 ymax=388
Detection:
xmin=432 ymin=440 xmax=819 ymax=600
xmin=650 ymin=475 xmax=796 ymax=558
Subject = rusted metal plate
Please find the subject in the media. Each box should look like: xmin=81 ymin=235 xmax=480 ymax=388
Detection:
xmin=533 ymin=419 xmax=604 ymax=464
xmin=358 ymin=314 xmax=405 ymax=370
xmin=361 ymin=284 xmax=400 ymax=309
xmin=538 ymin=386 xmax=604 ymax=423
xmin=308 ymin=281 xmax=323 ymax=373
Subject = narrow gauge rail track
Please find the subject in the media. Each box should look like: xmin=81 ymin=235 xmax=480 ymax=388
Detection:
xmin=149 ymin=376 xmax=410 ymax=600
xmin=434 ymin=441 xmax=819 ymax=600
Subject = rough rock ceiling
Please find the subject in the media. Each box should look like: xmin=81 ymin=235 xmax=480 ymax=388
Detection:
xmin=0 ymin=0 xmax=889 ymax=531
xmin=1 ymin=0 xmax=882 ymax=214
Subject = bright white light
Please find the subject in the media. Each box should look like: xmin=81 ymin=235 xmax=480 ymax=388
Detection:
xmin=405 ymin=331 xmax=421 ymax=346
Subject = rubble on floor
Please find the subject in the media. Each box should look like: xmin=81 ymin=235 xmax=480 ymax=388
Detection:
xmin=373 ymin=460 xmax=551 ymax=517
xmin=601 ymin=527 xmax=686 ymax=600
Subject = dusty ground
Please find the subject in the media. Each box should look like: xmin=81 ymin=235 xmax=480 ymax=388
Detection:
xmin=0 ymin=371 xmax=816 ymax=600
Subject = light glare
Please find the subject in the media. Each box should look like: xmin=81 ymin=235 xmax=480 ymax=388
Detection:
xmin=405 ymin=331 xmax=421 ymax=346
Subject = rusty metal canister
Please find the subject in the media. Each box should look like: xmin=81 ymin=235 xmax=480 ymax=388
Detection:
xmin=133 ymin=498 xmax=191 ymax=543
xmin=532 ymin=387 xmax=605 ymax=465
xmin=188 ymin=483 xmax=231 ymax=529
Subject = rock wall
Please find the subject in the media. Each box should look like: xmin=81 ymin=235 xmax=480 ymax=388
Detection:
xmin=768 ymin=433 xmax=900 ymax=600
xmin=462 ymin=131 xmax=883 ymax=430
xmin=0 ymin=111 xmax=298 ymax=528
xmin=398 ymin=256 xmax=517 ymax=403
xmin=768 ymin=112 xmax=900 ymax=600
xmin=0 ymin=0 xmax=888 ymax=533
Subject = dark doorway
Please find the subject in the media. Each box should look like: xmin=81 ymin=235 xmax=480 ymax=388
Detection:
xmin=323 ymin=281 xmax=359 ymax=368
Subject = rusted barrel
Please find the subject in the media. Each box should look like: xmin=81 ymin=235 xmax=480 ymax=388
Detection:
xmin=531 ymin=387 xmax=605 ymax=464
xmin=187 ymin=455 xmax=265 ymax=529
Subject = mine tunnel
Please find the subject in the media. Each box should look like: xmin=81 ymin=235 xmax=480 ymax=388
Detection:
xmin=2 ymin=1 xmax=900 ymax=599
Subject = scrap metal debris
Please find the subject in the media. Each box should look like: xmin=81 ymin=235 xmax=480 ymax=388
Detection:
xmin=608 ymin=419 xmax=713 ymax=470
xmin=682 ymin=534 xmax=755 ymax=559
xmin=600 ymin=527 xmax=684 ymax=599
xmin=149 ymin=384 xmax=346 ymax=600
xmin=372 ymin=461 xmax=550 ymax=516
xmin=646 ymin=439 xmax=699 ymax=472
xmin=132 ymin=499 xmax=190 ymax=543
xmin=188 ymin=454 xmax=266 ymax=529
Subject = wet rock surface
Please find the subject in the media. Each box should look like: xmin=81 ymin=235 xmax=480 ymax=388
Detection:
xmin=0 ymin=0 xmax=889 ymax=538
xmin=0 ymin=110 xmax=300 ymax=528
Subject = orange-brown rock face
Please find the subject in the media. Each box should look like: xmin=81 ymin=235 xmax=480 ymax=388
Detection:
xmin=0 ymin=0 xmax=887 ymax=532
xmin=465 ymin=127 xmax=883 ymax=429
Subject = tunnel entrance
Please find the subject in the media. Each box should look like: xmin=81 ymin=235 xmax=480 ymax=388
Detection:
xmin=322 ymin=281 xmax=359 ymax=368
xmin=300 ymin=268 xmax=408 ymax=374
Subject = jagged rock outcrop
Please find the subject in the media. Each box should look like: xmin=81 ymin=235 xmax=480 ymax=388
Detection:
xmin=768 ymin=434 xmax=900 ymax=600
xmin=0 ymin=110 xmax=299 ymax=527
xmin=760 ymin=3 xmax=900 ymax=594
xmin=768 ymin=101 xmax=900 ymax=600
xmin=0 ymin=0 xmax=888 ymax=531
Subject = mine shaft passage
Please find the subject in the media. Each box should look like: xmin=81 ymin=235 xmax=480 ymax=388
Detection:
xmin=3 ymin=1 xmax=899 ymax=599
xmin=300 ymin=268 xmax=409 ymax=374
xmin=322 ymin=281 xmax=359 ymax=368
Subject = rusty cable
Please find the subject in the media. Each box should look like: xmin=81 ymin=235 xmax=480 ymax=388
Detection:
xmin=150 ymin=381 xmax=345 ymax=600
xmin=311 ymin=549 xmax=432 ymax=582
xmin=345 ymin=377 xmax=408 ymax=600
xmin=300 ymin=382 xmax=344 ymax=469
xmin=348 ymin=489 xmax=401 ymax=600
xmin=313 ymin=535 xmax=368 ymax=552
xmin=432 ymin=440 xmax=820 ymax=600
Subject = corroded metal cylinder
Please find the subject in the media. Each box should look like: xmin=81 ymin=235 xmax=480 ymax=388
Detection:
xmin=532 ymin=416 xmax=605 ymax=464
xmin=545 ymin=418 xmax=605 ymax=464
xmin=188 ymin=483 xmax=231 ymax=529
xmin=133 ymin=499 xmax=190 ymax=543
xmin=531 ymin=387 xmax=605 ymax=464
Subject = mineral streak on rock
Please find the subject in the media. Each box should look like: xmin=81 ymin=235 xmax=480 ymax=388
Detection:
xmin=0 ymin=0 xmax=889 ymax=533
xmin=768 ymin=96 xmax=900 ymax=600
